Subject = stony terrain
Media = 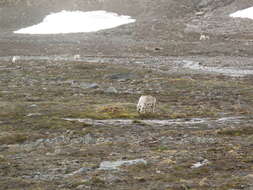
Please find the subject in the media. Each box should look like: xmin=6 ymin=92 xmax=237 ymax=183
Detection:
xmin=0 ymin=0 xmax=253 ymax=190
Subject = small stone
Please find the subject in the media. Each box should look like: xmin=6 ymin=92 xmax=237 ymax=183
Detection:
xmin=191 ymin=159 xmax=209 ymax=168
xmin=195 ymin=11 xmax=205 ymax=16
xmin=26 ymin=113 xmax=42 ymax=117
xmin=244 ymin=174 xmax=253 ymax=180
xmin=105 ymin=174 xmax=122 ymax=183
xmin=118 ymin=79 xmax=128 ymax=82
xmin=66 ymin=167 xmax=91 ymax=177
xmin=105 ymin=87 xmax=118 ymax=93
xmin=199 ymin=177 xmax=208 ymax=186
xmin=106 ymin=73 xmax=133 ymax=80
xmin=154 ymin=47 xmax=162 ymax=51
xmin=84 ymin=133 xmax=96 ymax=144
xmin=76 ymin=185 xmax=86 ymax=190
xmin=79 ymin=82 xmax=99 ymax=89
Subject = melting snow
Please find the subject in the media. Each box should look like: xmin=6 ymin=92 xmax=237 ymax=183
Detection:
xmin=14 ymin=10 xmax=136 ymax=34
xmin=230 ymin=7 xmax=253 ymax=20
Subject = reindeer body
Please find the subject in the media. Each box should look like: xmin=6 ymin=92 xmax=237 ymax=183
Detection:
xmin=137 ymin=95 xmax=156 ymax=114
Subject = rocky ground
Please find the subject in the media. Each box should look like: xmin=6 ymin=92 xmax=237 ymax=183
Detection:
xmin=0 ymin=0 xmax=253 ymax=190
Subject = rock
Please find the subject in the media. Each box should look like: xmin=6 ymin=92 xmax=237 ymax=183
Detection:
xmin=244 ymin=174 xmax=253 ymax=180
xmin=118 ymin=79 xmax=128 ymax=82
xmin=78 ymin=82 xmax=99 ymax=89
xmin=65 ymin=167 xmax=91 ymax=177
xmin=29 ymin=104 xmax=37 ymax=107
xmin=106 ymin=73 xmax=133 ymax=80
xmin=83 ymin=133 xmax=96 ymax=144
xmin=99 ymin=159 xmax=147 ymax=170
xmin=105 ymin=174 xmax=122 ymax=183
xmin=197 ymin=0 xmax=212 ymax=8
xmin=191 ymin=159 xmax=209 ymax=168
xmin=105 ymin=87 xmax=118 ymax=93
xmin=195 ymin=11 xmax=205 ymax=16
xmin=137 ymin=95 xmax=156 ymax=114
xmin=154 ymin=47 xmax=162 ymax=51
xmin=76 ymin=185 xmax=89 ymax=190
xmin=26 ymin=113 xmax=42 ymax=117
xmin=0 ymin=145 xmax=9 ymax=152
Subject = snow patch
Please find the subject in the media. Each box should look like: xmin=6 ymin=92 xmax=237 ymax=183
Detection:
xmin=230 ymin=7 xmax=253 ymax=20
xmin=14 ymin=10 xmax=136 ymax=34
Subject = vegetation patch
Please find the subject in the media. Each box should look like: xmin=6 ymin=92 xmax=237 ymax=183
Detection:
xmin=0 ymin=133 xmax=28 ymax=144
xmin=217 ymin=127 xmax=253 ymax=136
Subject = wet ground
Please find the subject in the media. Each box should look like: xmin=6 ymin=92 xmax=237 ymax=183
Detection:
xmin=0 ymin=0 xmax=253 ymax=190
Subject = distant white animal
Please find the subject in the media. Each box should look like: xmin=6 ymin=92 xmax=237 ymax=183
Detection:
xmin=200 ymin=34 xmax=210 ymax=41
xmin=137 ymin=95 xmax=156 ymax=114
xmin=11 ymin=56 xmax=19 ymax=64
xmin=74 ymin=54 xmax=80 ymax=60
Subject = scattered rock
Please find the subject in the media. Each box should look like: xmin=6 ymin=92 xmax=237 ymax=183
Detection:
xmin=105 ymin=173 xmax=123 ymax=183
xmin=105 ymin=87 xmax=118 ymax=93
xmin=195 ymin=11 xmax=205 ymax=16
xmin=99 ymin=159 xmax=147 ymax=170
xmin=71 ymin=82 xmax=99 ymax=89
xmin=80 ymin=82 xmax=99 ymax=89
xmin=29 ymin=104 xmax=37 ymax=107
xmin=83 ymin=133 xmax=96 ymax=144
xmin=118 ymin=78 xmax=128 ymax=82
xmin=154 ymin=47 xmax=162 ymax=51
xmin=244 ymin=174 xmax=253 ymax=180
xmin=65 ymin=167 xmax=91 ymax=177
xmin=199 ymin=177 xmax=208 ymax=186
xmin=182 ymin=136 xmax=217 ymax=144
xmin=26 ymin=113 xmax=42 ymax=117
xmin=76 ymin=185 xmax=89 ymax=190
xmin=106 ymin=73 xmax=133 ymax=80
xmin=191 ymin=159 xmax=209 ymax=168
xmin=0 ymin=145 xmax=9 ymax=152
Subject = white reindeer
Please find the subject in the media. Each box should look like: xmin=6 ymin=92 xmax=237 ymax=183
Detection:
xmin=137 ymin=95 xmax=156 ymax=114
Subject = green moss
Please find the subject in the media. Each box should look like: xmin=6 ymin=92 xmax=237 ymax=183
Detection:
xmin=153 ymin=174 xmax=181 ymax=183
xmin=0 ymin=155 xmax=6 ymax=163
xmin=0 ymin=133 xmax=28 ymax=144
xmin=154 ymin=146 xmax=170 ymax=152
xmin=124 ymin=162 xmax=149 ymax=172
xmin=73 ymin=103 xmax=139 ymax=119
xmin=242 ymin=155 xmax=253 ymax=163
xmin=90 ymin=177 xmax=106 ymax=187
xmin=219 ymin=177 xmax=247 ymax=190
